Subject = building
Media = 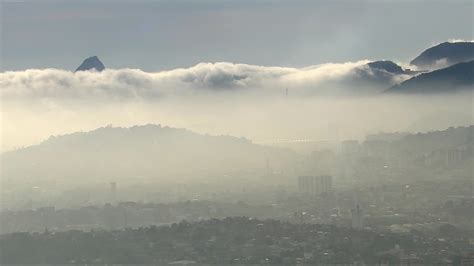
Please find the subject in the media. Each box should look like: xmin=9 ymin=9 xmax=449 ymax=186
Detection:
xmin=341 ymin=140 xmax=360 ymax=155
xmin=110 ymin=182 xmax=117 ymax=204
xmin=298 ymin=175 xmax=332 ymax=195
xmin=351 ymin=204 xmax=364 ymax=229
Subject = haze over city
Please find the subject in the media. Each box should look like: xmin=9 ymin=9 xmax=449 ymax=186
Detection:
xmin=0 ymin=0 xmax=473 ymax=264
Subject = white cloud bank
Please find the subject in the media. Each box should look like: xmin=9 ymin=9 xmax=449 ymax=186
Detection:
xmin=446 ymin=39 xmax=474 ymax=43
xmin=0 ymin=60 xmax=409 ymax=103
xmin=5 ymin=60 xmax=468 ymax=154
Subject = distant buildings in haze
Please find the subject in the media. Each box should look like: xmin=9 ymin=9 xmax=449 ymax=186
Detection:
xmin=298 ymin=175 xmax=332 ymax=196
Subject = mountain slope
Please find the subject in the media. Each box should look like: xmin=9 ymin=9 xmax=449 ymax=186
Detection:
xmin=410 ymin=42 xmax=474 ymax=70
xmin=0 ymin=125 xmax=294 ymax=184
xmin=392 ymin=125 xmax=473 ymax=156
xmin=387 ymin=60 xmax=474 ymax=93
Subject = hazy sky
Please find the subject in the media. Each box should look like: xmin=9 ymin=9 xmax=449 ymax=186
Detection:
xmin=1 ymin=0 xmax=473 ymax=71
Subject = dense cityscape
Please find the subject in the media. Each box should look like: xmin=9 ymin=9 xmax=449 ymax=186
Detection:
xmin=1 ymin=126 xmax=473 ymax=264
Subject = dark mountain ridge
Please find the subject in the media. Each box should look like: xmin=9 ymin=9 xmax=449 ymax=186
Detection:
xmin=386 ymin=60 xmax=474 ymax=93
xmin=410 ymin=41 xmax=474 ymax=70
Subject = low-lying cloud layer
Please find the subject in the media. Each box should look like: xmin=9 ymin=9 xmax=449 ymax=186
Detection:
xmin=0 ymin=61 xmax=471 ymax=153
xmin=0 ymin=60 xmax=410 ymax=103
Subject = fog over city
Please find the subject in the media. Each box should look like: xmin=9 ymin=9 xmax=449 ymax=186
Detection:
xmin=2 ymin=59 xmax=472 ymax=151
xmin=0 ymin=0 xmax=473 ymax=264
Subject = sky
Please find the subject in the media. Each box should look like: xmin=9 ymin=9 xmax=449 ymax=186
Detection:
xmin=1 ymin=0 xmax=473 ymax=71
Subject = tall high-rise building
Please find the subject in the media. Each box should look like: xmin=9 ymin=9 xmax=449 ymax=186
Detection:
xmin=110 ymin=182 xmax=117 ymax=204
xmin=298 ymin=175 xmax=332 ymax=195
xmin=351 ymin=204 xmax=364 ymax=229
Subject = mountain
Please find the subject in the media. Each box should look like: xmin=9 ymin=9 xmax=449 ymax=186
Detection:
xmin=363 ymin=126 xmax=473 ymax=179
xmin=366 ymin=60 xmax=409 ymax=75
xmin=410 ymin=42 xmax=474 ymax=70
xmin=0 ymin=125 xmax=294 ymax=185
xmin=390 ymin=126 xmax=473 ymax=178
xmin=392 ymin=125 xmax=473 ymax=156
xmin=75 ymin=56 xmax=105 ymax=72
xmin=387 ymin=60 xmax=474 ymax=93
xmin=346 ymin=60 xmax=414 ymax=92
